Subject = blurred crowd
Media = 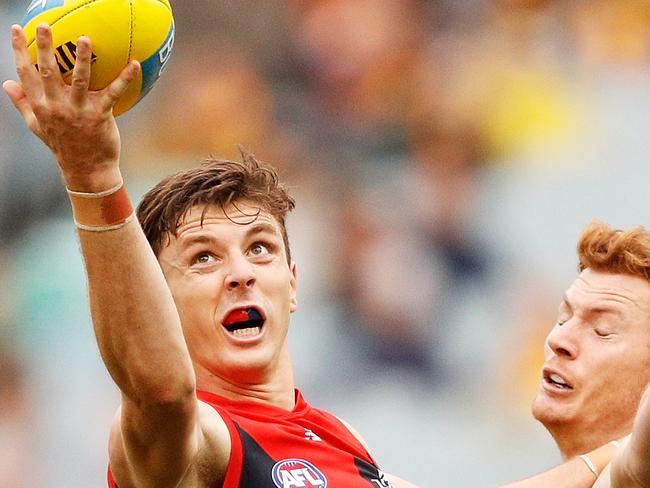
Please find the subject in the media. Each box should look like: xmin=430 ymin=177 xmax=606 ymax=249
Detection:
xmin=2 ymin=0 xmax=650 ymax=486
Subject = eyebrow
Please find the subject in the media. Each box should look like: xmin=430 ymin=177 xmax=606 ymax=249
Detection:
xmin=245 ymin=222 xmax=281 ymax=239
xmin=562 ymin=294 xmax=624 ymax=318
xmin=178 ymin=234 xmax=219 ymax=248
xmin=178 ymin=222 xmax=280 ymax=249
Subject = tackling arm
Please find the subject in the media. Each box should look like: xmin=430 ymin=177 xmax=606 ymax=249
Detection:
xmin=499 ymin=440 xmax=623 ymax=488
xmin=498 ymin=457 xmax=602 ymax=488
xmin=608 ymin=388 xmax=650 ymax=487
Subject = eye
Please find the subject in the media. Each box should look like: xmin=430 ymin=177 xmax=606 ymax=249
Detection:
xmin=594 ymin=328 xmax=612 ymax=338
xmin=556 ymin=302 xmax=571 ymax=326
xmin=193 ymin=251 xmax=216 ymax=265
xmin=556 ymin=313 xmax=570 ymax=326
xmin=249 ymin=242 xmax=271 ymax=257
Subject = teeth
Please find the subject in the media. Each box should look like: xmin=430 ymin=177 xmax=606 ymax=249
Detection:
xmin=550 ymin=374 xmax=566 ymax=385
xmin=232 ymin=327 xmax=261 ymax=337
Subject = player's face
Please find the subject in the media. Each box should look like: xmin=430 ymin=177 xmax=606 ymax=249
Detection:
xmin=157 ymin=202 xmax=297 ymax=384
xmin=532 ymin=268 xmax=650 ymax=443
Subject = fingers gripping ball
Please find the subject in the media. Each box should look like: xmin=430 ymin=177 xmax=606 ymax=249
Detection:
xmin=21 ymin=0 xmax=175 ymax=116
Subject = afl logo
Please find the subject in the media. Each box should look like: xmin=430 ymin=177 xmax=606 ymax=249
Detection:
xmin=271 ymin=459 xmax=327 ymax=488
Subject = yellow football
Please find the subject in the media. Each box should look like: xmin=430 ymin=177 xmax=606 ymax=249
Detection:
xmin=21 ymin=0 xmax=175 ymax=116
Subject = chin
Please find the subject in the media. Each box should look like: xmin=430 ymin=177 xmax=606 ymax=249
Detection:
xmin=222 ymin=351 xmax=276 ymax=379
xmin=532 ymin=394 xmax=573 ymax=428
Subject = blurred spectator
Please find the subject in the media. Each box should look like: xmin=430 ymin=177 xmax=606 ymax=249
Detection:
xmin=570 ymin=0 xmax=650 ymax=70
xmin=0 ymin=3 xmax=68 ymax=247
xmin=0 ymin=340 xmax=32 ymax=488
xmin=336 ymin=168 xmax=444 ymax=378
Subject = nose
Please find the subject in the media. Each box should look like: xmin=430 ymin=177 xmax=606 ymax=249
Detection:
xmin=224 ymin=254 xmax=256 ymax=291
xmin=545 ymin=320 xmax=578 ymax=359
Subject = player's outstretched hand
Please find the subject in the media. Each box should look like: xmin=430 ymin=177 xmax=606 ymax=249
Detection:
xmin=2 ymin=23 xmax=140 ymax=191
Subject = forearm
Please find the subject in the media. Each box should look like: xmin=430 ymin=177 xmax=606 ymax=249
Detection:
xmin=501 ymin=439 xmax=625 ymax=488
xmin=76 ymin=185 xmax=195 ymax=404
xmin=499 ymin=457 xmax=598 ymax=488
xmin=73 ymin=171 xmax=201 ymax=485
xmin=610 ymin=389 xmax=650 ymax=487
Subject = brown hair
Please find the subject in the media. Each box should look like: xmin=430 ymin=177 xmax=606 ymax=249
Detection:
xmin=136 ymin=150 xmax=295 ymax=263
xmin=577 ymin=220 xmax=650 ymax=281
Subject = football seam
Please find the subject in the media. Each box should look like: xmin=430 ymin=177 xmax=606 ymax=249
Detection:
xmin=25 ymin=0 xmax=100 ymax=49
xmin=128 ymin=0 xmax=134 ymax=61
xmin=26 ymin=1 xmax=173 ymax=55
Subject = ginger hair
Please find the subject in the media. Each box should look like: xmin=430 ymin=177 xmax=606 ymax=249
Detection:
xmin=577 ymin=220 xmax=650 ymax=281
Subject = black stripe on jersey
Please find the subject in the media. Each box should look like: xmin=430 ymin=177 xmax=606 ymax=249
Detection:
xmin=354 ymin=457 xmax=393 ymax=487
xmin=235 ymin=422 xmax=277 ymax=487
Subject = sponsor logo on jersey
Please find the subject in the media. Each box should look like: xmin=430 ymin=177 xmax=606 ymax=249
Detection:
xmin=271 ymin=459 xmax=327 ymax=488
xmin=303 ymin=428 xmax=322 ymax=442
xmin=371 ymin=469 xmax=393 ymax=487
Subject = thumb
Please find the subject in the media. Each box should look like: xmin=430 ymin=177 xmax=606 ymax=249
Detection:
xmin=3 ymin=80 xmax=41 ymax=134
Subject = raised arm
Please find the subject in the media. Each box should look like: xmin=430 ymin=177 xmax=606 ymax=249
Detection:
xmin=608 ymin=388 xmax=650 ymax=487
xmin=499 ymin=441 xmax=621 ymax=488
xmin=3 ymin=24 xmax=221 ymax=486
xmin=498 ymin=458 xmax=601 ymax=488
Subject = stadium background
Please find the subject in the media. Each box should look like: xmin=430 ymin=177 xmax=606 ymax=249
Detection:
xmin=2 ymin=0 xmax=650 ymax=486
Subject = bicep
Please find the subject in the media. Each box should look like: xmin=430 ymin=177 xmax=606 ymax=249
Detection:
xmin=108 ymin=397 xmax=230 ymax=487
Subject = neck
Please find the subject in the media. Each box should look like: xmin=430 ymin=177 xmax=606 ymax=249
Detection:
xmin=548 ymin=420 xmax=632 ymax=460
xmin=194 ymin=346 xmax=296 ymax=411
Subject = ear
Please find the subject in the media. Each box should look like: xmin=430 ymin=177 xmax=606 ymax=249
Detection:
xmin=289 ymin=262 xmax=298 ymax=313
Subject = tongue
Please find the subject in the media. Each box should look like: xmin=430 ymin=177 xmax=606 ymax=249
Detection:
xmin=224 ymin=308 xmax=262 ymax=326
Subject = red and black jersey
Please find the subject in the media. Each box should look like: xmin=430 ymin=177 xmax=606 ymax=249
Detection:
xmin=108 ymin=389 xmax=392 ymax=487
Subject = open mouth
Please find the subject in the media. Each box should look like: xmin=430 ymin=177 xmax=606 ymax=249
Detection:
xmin=222 ymin=307 xmax=265 ymax=338
xmin=544 ymin=370 xmax=573 ymax=390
